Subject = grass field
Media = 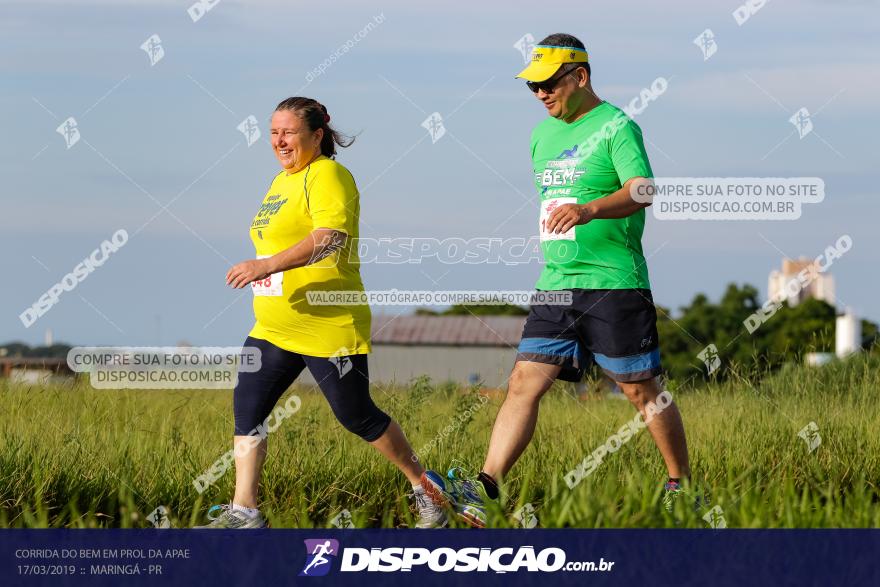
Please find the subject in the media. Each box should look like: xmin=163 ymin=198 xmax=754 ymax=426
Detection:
xmin=1 ymin=354 xmax=878 ymax=529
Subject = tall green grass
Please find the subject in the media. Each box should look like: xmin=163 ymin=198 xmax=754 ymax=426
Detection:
xmin=1 ymin=355 xmax=877 ymax=528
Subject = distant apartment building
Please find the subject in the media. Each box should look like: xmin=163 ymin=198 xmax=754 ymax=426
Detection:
xmin=768 ymin=258 xmax=835 ymax=307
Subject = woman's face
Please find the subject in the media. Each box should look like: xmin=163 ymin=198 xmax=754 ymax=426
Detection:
xmin=270 ymin=109 xmax=323 ymax=173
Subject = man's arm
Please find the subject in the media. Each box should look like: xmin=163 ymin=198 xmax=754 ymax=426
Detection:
xmin=225 ymin=228 xmax=347 ymax=289
xmin=545 ymin=176 xmax=654 ymax=234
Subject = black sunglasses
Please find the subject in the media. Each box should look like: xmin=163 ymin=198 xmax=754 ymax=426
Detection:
xmin=526 ymin=64 xmax=580 ymax=93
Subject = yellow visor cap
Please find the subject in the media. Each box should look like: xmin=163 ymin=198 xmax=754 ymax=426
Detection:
xmin=516 ymin=45 xmax=589 ymax=82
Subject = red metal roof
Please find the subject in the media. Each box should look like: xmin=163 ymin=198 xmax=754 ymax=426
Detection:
xmin=371 ymin=315 xmax=526 ymax=347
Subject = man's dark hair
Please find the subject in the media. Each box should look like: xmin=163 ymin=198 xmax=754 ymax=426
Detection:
xmin=539 ymin=33 xmax=591 ymax=77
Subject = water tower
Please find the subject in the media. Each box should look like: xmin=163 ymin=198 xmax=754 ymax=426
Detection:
xmin=835 ymin=309 xmax=861 ymax=358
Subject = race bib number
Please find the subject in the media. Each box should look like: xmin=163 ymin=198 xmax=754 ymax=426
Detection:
xmin=540 ymin=197 xmax=577 ymax=241
xmin=251 ymin=255 xmax=283 ymax=297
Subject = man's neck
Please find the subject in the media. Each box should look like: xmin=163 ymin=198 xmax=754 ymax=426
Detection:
xmin=563 ymin=92 xmax=603 ymax=124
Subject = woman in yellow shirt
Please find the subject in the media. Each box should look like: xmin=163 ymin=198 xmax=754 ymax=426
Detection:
xmin=196 ymin=97 xmax=444 ymax=529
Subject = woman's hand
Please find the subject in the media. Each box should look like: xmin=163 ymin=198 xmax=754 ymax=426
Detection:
xmin=226 ymin=258 xmax=273 ymax=289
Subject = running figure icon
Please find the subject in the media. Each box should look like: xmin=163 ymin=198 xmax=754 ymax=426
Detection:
xmin=302 ymin=541 xmax=335 ymax=576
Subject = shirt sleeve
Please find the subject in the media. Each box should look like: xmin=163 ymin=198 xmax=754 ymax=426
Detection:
xmin=609 ymin=118 xmax=653 ymax=183
xmin=306 ymin=162 xmax=359 ymax=234
xmin=530 ymin=126 xmax=539 ymax=160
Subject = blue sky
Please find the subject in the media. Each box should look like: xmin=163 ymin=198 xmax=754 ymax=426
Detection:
xmin=3 ymin=0 xmax=878 ymax=347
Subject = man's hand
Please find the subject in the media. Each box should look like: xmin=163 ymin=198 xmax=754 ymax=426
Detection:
xmin=545 ymin=178 xmax=654 ymax=232
xmin=226 ymin=258 xmax=273 ymax=289
xmin=546 ymin=203 xmax=595 ymax=234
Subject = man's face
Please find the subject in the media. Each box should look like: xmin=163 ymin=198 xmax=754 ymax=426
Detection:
xmin=534 ymin=65 xmax=588 ymax=121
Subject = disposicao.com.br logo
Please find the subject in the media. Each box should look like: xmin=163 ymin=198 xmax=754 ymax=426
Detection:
xmin=300 ymin=539 xmax=339 ymax=577
xmin=299 ymin=539 xmax=614 ymax=575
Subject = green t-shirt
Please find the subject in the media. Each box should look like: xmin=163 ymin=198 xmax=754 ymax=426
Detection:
xmin=532 ymin=101 xmax=653 ymax=291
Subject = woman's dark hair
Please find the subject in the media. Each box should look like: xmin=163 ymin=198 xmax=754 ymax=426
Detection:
xmin=539 ymin=33 xmax=591 ymax=77
xmin=274 ymin=97 xmax=355 ymax=158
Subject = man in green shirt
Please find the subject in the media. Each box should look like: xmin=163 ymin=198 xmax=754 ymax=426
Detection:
xmin=422 ymin=33 xmax=692 ymax=526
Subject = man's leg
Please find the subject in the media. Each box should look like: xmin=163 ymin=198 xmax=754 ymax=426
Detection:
xmin=579 ymin=289 xmax=688 ymax=480
xmin=421 ymin=304 xmax=578 ymax=525
xmin=481 ymin=361 xmax=561 ymax=481
xmin=616 ymin=377 xmax=689 ymax=479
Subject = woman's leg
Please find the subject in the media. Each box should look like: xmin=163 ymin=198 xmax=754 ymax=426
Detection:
xmin=367 ymin=420 xmax=424 ymax=486
xmin=304 ymin=354 xmax=424 ymax=485
xmin=232 ymin=337 xmax=305 ymax=508
xmin=232 ymin=436 xmax=268 ymax=509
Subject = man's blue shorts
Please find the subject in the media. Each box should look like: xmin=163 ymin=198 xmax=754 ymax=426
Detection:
xmin=516 ymin=289 xmax=661 ymax=383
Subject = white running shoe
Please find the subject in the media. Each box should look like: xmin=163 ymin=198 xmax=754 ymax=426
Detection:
xmin=193 ymin=504 xmax=268 ymax=529
xmin=413 ymin=487 xmax=448 ymax=528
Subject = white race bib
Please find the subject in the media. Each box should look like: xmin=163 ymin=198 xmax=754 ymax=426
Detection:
xmin=251 ymin=255 xmax=283 ymax=297
xmin=539 ymin=197 xmax=577 ymax=241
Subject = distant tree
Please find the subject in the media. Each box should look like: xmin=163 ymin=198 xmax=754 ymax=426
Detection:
xmin=413 ymin=285 xmax=878 ymax=383
xmin=769 ymin=298 xmax=836 ymax=355
xmin=861 ymin=319 xmax=879 ymax=350
xmin=0 ymin=342 xmax=73 ymax=359
xmin=415 ymin=304 xmax=529 ymax=316
xmin=0 ymin=342 xmax=31 ymax=358
xmin=29 ymin=344 xmax=74 ymax=359
xmin=656 ymin=283 xmax=878 ymax=383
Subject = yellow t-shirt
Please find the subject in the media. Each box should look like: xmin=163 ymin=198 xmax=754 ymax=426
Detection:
xmin=247 ymin=156 xmax=371 ymax=357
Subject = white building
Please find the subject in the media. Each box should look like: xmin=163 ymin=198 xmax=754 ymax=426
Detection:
xmin=836 ymin=309 xmax=861 ymax=358
xmin=297 ymin=315 xmax=526 ymax=388
xmin=768 ymin=257 xmax=835 ymax=307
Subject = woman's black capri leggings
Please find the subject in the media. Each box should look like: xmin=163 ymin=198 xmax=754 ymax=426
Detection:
xmin=233 ymin=336 xmax=391 ymax=442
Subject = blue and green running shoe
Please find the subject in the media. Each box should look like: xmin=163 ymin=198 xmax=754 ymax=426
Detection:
xmin=421 ymin=468 xmax=488 ymax=528
xmin=663 ymin=479 xmax=711 ymax=514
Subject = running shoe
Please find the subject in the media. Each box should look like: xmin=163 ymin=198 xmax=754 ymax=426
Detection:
xmin=193 ymin=504 xmax=268 ymax=529
xmin=662 ymin=480 xmax=711 ymax=513
xmin=662 ymin=480 xmax=684 ymax=513
xmin=412 ymin=487 xmax=448 ymax=528
xmin=421 ymin=468 xmax=488 ymax=528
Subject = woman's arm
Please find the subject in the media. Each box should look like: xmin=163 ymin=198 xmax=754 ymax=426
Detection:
xmin=225 ymin=228 xmax=347 ymax=289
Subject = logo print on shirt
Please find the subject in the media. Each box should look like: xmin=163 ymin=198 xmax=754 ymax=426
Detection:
xmin=251 ymin=194 xmax=289 ymax=228
xmin=536 ymin=145 xmax=585 ymax=188
xmin=557 ymin=145 xmax=578 ymax=159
